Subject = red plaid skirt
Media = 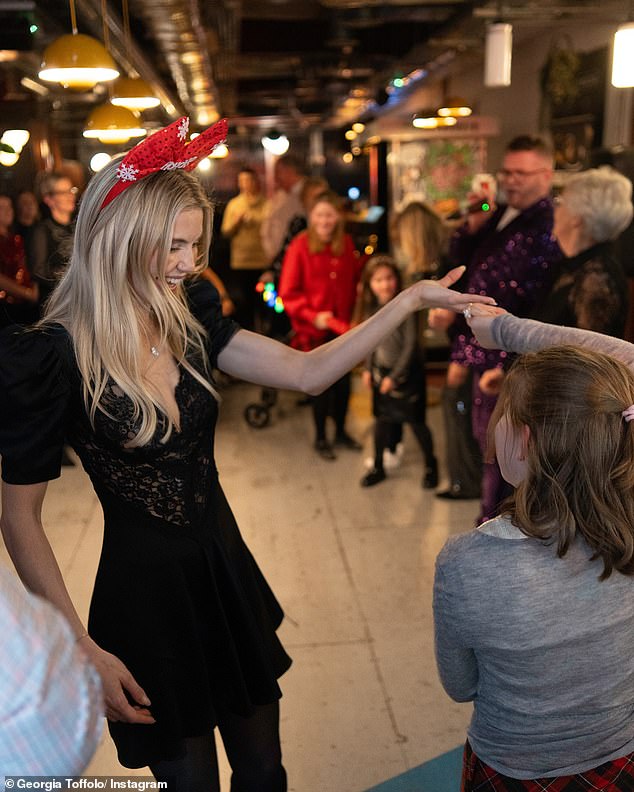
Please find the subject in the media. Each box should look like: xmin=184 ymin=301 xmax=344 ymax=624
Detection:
xmin=461 ymin=741 xmax=634 ymax=791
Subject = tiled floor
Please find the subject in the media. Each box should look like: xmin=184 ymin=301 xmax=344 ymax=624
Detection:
xmin=0 ymin=376 xmax=480 ymax=790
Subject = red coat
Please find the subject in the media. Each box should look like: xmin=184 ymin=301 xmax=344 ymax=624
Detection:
xmin=279 ymin=231 xmax=364 ymax=350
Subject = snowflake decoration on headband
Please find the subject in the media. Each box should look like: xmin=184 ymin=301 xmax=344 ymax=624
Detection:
xmin=101 ymin=116 xmax=228 ymax=209
xmin=117 ymin=163 xmax=139 ymax=182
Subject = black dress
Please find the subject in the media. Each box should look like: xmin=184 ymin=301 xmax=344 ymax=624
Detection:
xmin=0 ymin=281 xmax=292 ymax=769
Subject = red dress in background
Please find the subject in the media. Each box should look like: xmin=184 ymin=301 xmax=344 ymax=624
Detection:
xmin=0 ymin=232 xmax=37 ymax=324
xmin=279 ymin=231 xmax=364 ymax=350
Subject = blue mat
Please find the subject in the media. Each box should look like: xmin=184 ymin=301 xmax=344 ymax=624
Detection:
xmin=365 ymin=745 xmax=463 ymax=792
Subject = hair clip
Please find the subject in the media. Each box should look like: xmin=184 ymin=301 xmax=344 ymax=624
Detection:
xmin=100 ymin=116 xmax=228 ymax=210
xmin=622 ymin=404 xmax=634 ymax=422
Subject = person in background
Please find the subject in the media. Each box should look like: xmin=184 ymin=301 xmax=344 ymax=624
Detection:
xmin=221 ymin=167 xmax=269 ymax=330
xmin=385 ymin=200 xmax=450 ymax=468
xmin=0 ymin=562 xmax=103 ymax=777
xmin=199 ymin=267 xmax=236 ymax=317
xmin=428 ymin=135 xmax=560 ymax=521
xmin=279 ymin=190 xmax=366 ymax=460
xmin=14 ymin=189 xmax=40 ymax=249
xmin=27 ymin=172 xmax=77 ymax=312
xmin=537 ymin=167 xmax=632 ymax=335
xmin=261 ymin=154 xmax=306 ymax=263
xmin=267 ymin=177 xmax=329 ymax=278
xmin=390 ymin=200 xmax=449 ymax=283
xmin=354 ymin=255 xmax=438 ymax=488
xmin=0 ymin=116 xmax=494 ymax=790
xmin=460 ymin=167 xmax=633 ymax=421
xmin=0 ymin=194 xmax=38 ymax=325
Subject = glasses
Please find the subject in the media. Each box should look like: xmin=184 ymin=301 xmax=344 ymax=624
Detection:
xmin=48 ymin=187 xmax=79 ymax=196
xmin=496 ymin=168 xmax=549 ymax=181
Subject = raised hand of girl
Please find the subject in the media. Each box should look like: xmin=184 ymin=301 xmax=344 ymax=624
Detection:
xmin=463 ymin=303 xmax=508 ymax=348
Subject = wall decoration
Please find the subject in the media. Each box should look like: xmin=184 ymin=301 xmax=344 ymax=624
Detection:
xmin=389 ymin=138 xmax=486 ymax=216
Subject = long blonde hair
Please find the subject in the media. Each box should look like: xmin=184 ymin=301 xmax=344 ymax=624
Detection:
xmin=493 ymin=346 xmax=634 ymax=579
xmin=391 ymin=200 xmax=447 ymax=278
xmin=43 ymin=160 xmax=216 ymax=447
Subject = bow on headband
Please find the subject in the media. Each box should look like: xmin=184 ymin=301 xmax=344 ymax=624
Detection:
xmin=101 ymin=116 xmax=228 ymax=209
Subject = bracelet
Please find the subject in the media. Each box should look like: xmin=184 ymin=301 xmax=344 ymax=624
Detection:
xmin=75 ymin=630 xmax=89 ymax=643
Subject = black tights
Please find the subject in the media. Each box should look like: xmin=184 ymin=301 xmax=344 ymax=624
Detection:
xmin=373 ymin=418 xmax=434 ymax=470
xmin=149 ymin=701 xmax=287 ymax=792
xmin=312 ymin=373 xmax=351 ymax=442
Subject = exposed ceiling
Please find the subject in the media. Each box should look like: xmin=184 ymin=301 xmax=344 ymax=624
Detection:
xmin=0 ymin=0 xmax=629 ymax=152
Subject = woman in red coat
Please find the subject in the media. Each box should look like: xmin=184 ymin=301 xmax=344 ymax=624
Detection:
xmin=279 ymin=191 xmax=365 ymax=459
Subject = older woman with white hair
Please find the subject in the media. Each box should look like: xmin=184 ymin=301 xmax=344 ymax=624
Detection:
xmin=541 ymin=167 xmax=633 ymax=336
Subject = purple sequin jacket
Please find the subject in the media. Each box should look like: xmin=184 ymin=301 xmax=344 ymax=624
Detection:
xmin=448 ymin=198 xmax=561 ymax=371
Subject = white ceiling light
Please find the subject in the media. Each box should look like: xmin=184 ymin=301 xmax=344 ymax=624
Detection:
xmin=90 ymin=152 xmax=112 ymax=172
xmin=612 ymin=23 xmax=634 ymax=87
xmin=261 ymin=130 xmax=289 ymax=156
xmin=484 ymin=22 xmax=512 ymax=87
xmin=1 ymin=129 xmax=29 ymax=153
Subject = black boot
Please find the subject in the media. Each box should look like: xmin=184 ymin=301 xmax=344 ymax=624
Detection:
xmin=423 ymin=457 xmax=438 ymax=489
xmin=361 ymin=468 xmax=386 ymax=487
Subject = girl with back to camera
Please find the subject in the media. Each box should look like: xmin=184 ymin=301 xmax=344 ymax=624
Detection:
xmin=433 ymin=338 xmax=634 ymax=790
xmin=355 ymin=255 xmax=437 ymax=488
xmin=0 ymin=117 xmax=493 ymax=791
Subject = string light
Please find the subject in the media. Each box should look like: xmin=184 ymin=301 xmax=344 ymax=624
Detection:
xmin=256 ymin=281 xmax=285 ymax=313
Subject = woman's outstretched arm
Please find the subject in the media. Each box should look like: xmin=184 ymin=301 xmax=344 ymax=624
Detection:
xmin=218 ymin=266 xmax=496 ymax=394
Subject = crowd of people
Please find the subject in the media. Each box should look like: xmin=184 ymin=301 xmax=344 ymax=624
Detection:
xmin=0 ymin=117 xmax=633 ymax=790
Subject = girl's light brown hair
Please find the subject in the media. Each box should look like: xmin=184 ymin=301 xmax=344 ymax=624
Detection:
xmin=307 ymin=190 xmax=345 ymax=255
xmin=352 ymin=254 xmax=402 ymax=325
xmin=492 ymin=345 xmax=634 ymax=579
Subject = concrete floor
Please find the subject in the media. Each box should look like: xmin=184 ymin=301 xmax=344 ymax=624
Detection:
xmin=0 ymin=376 xmax=480 ymax=790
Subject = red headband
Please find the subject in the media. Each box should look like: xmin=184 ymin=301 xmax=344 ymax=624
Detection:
xmin=100 ymin=116 xmax=228 ymax=209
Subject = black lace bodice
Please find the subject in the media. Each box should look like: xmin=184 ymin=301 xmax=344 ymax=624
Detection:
xmin=0 ymin=280 xmax=240 ymax=519
xmin=72 ymin=366 xmax=217 ymax=526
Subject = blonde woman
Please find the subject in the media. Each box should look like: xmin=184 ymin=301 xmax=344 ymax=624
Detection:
xmin=390 ymin=199 xmax=448 ymax=282
xmin=0 ymin=117 xmax=493 ymax=789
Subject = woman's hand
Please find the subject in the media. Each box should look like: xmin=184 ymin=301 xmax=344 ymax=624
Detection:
xmin=464 ymin=303 xmax=508 ymax=349
xmin=405 ymin=266 xmax=497 ymax=313
xmin=379 ymin=376 xmax=395 ymax=394
xmin=361 ymin=370 xmax=372 ymax=390
xmin=478 ymin=367 xmax=505 ymax=396
xmin=314 ymin=311 xmax=334 ymax=330
xmin=427 ymin=308 xmax=455 ymax=331
xmin=80 ymin=638 xmax=155 ymax=724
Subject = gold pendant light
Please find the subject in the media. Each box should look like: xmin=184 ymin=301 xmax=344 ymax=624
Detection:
xmin=110 ymin=1 xmax=160 ymax=110
xmin=83 ymin=104 xmax=146 ymax=144
xmin=39 ymin=0 xmax=119 ymax=90
xmin=111 ymin=76 xmax=160 ymax=110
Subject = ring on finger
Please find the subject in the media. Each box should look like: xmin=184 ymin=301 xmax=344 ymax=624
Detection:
xmin=462 ymin=302 xmax=473 ymax=320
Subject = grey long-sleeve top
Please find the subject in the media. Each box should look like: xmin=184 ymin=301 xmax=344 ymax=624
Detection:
xmin=365 ymin=313 xmax=419 ymax=385
xmin=434 ymin=515 xmax=634 ymax=778
xmin=490 ymin=312 xmax=634 ymax=368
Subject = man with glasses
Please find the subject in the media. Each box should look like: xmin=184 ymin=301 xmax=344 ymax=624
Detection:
xmin=431 ymin=136 xmax=561 ymax=522
xmin=27 ymin=172 xmax=78 ymax=313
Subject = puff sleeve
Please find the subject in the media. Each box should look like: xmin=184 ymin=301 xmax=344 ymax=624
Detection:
xmin=0 ymin=327 xmax=72 ymax=485
xmin=186 ymin=279 xmax=240 ymax=367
